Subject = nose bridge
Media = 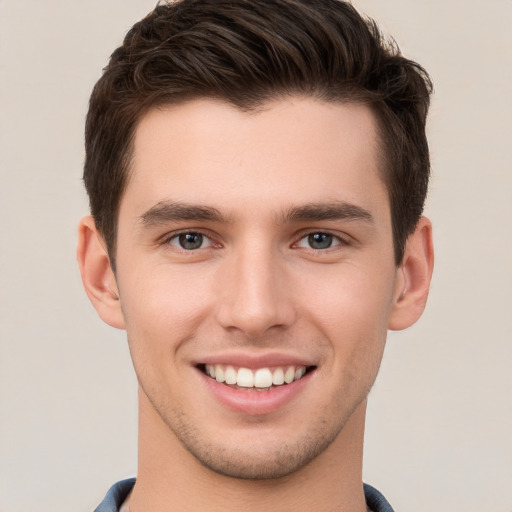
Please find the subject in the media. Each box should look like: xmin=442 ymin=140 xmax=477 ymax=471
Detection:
xmin=216 ymin=236 xmax=294 ymax=337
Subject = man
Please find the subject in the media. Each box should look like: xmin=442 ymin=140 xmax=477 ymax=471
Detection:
xmin=77 ymin=0 xmax=434 ymax=510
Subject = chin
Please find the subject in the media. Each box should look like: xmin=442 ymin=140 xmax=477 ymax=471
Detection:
xmin=189 ymin=437 xmax=334 ymax=480
xmin=165 ymin=406 xmax=351 ymax=481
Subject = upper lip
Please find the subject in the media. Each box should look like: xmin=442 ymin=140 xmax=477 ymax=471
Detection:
xmin=193 ymin=352 xmax=316 ymax=369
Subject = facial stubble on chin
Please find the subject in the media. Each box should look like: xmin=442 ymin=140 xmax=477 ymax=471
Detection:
xmin=143 ymin=384 xmax=368 ymax=481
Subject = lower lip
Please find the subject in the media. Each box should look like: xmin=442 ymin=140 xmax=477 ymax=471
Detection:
xmin=198 ymin=369 xmax=313 ymax=415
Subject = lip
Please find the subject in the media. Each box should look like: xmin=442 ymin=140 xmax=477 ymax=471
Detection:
xmin=195 ymin=352 xmax=315 ymax=370
xmin=196 ymin=363 xmax=315 ymax=416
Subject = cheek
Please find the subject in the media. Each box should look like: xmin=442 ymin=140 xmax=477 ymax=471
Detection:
xmin=117 ymin=263 xmax=225 ymax=384
xmin=298 ymin=264 xmax=395 ymax=372
xmin=120 ymin=262 xmax=213 ymax=324
xmin=298 ymin=261 xmax=396 ymax=325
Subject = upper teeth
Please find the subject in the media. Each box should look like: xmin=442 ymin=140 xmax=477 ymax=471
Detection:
xmin=205 ymin=364 xmax=307 ymax=388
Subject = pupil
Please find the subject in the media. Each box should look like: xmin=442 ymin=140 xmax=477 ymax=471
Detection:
xmin=308 ymin=233 xmax=332 ymax=249
xmin=179 ymin=233 xmax=203 ymax=250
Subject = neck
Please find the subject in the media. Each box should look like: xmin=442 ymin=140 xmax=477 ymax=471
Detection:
xmin=129 ymin=388 xmax=369 ymax=512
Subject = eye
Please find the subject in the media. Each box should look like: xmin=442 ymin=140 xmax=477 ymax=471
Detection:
xmin=296 ymin=232 xmax=342 ymax=250
xmin=168 ymin=232 xmax=213 ymax=250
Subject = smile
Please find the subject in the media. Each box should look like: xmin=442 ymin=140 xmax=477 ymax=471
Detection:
xmin=203 ymin=364 xmax=310 ymax=390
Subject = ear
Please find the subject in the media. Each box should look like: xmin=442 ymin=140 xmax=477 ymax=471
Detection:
xmin=76 ymin=216 xmax=125 ymax=330
xmin=388 ymin=216 xmax=434 ymax=331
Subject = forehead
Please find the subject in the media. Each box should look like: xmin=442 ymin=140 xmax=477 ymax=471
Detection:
xmin=122 ymin=97 xmax=388 ymax=221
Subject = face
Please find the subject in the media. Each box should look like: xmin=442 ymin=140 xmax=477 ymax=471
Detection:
xmin=114 ymin=97 xmax=400 ymax=478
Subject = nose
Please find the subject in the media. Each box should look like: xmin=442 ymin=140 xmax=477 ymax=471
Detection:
xmin=215 ymin=243 xmax=296 ymax=338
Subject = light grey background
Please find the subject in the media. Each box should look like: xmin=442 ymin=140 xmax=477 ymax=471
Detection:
xmin=0 ymin=1 xmax=511 ymax=511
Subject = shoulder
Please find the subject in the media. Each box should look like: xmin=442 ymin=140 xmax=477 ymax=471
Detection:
xmin=364 ymin=483 xmax=396 ymax=512
xmin=93 ymin=478 xmax=135 ymax=512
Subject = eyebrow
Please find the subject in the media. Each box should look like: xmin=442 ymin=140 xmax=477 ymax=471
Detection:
xmin=283 ymin=201 xmax=374 ymax=224
xmin=139 ymin=201 xmax=229 ymax=226
xmin=138 ymin=199 xmax=374 ymax=228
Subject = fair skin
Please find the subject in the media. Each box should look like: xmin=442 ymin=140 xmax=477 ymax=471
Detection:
xmin=78 ymin=97 xmax=433 ymax=512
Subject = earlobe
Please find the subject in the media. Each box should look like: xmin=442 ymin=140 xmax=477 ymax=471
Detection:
xmin=388 ymin=216 xmax=434 ymax=331
xmin=76 ymin=216 xmax=126 ymax=330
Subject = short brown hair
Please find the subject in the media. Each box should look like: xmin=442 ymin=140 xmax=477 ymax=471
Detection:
xmin=84 ymin=0 xmax=432 ymax=268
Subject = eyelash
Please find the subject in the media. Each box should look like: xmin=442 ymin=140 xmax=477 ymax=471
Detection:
xmin=160 ymin=229 xmax=350 ymax=253
xmin=293 ymin=230 xmax=350 ymax=251
xmin=160 ymin=230 xmax=220 ymax=252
